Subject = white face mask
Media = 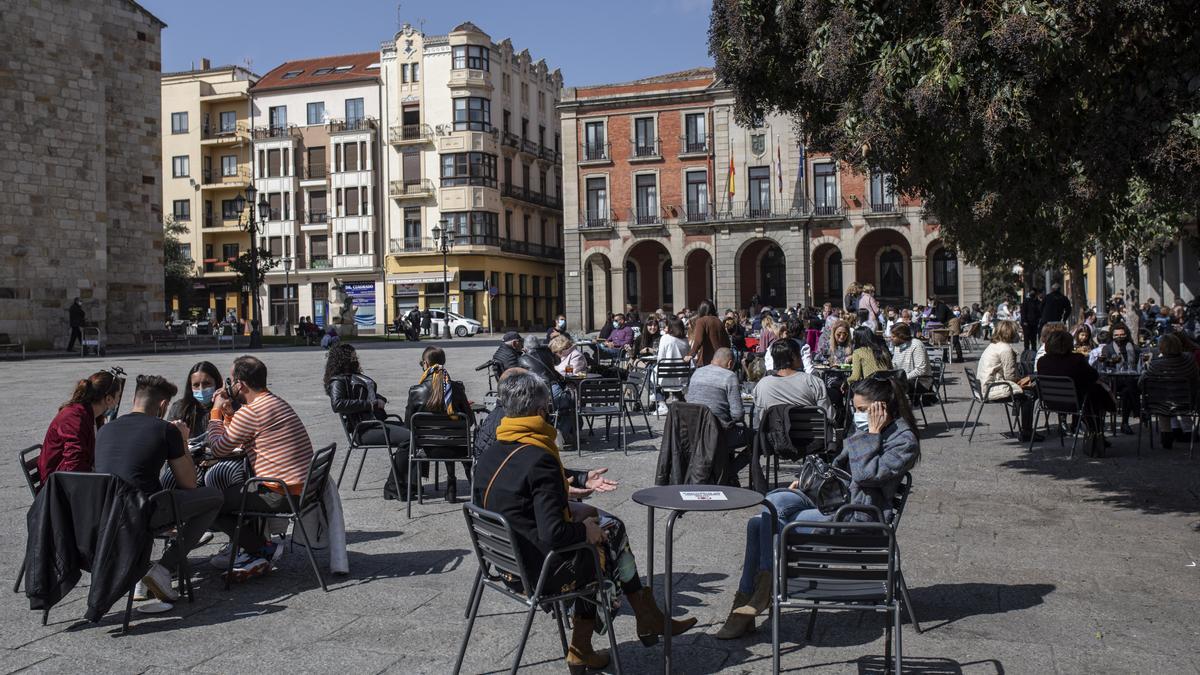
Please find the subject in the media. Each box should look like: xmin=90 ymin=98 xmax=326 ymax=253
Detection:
xmin=612 ymin=321 xmax=620 ymax=329
xmin=852 ymin=410 xmax=871 ymax=433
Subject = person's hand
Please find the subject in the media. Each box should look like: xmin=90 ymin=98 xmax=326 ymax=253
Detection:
xmin=585 ymin=468 xmax=618 ymax=493
xmin=171 ymin=420 xmax=190 ymax=441
xmin=373 ymin=399 xmax=386 ymax=410
xmin=867 ymin=401 xmax=891 ymax=434
xmin=568 ymin=485 xmax=594 ymax=500
xmin=584 ymin=517 xmax=606 ymax=545
xmin=212 ymin=388 xmax=234 ymax=417
xmin=788 ymin=479 xmax=800 ymax=490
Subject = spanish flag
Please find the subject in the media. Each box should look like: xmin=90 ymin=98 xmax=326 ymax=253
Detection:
xmin=727 ymin=156 xmax=735 ymax=197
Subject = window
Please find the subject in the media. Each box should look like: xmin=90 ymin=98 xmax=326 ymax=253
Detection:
xmin=452 ymin=44 xmax=490 ymax=71
xmin=869 ymin=172 xmax=895 ymax=212
xmin=308 ymin=191 xmax=327 ymax=221
xmin=442 ymin=212 xmax=499 ymax=244
xmin=218 ymin=111 xmax=236 ymax=133
xmin=221 ymin=155 xmax=237 ymax=177
xmin=685 ymin=170 xmax=708 ymax=219
xmin=880 ymin=249 xmax=906 ymax=298
xmin=538 ymin=125 xmax=545 ymax=149
xmin=411 ymin=63 xmax=419 ymax=82
xmin=343 ymin=142 xmax=359 ymax=172
xmin=307 ymin=146 xmax=326 ymax=179
xmin=440 ymin=151 xmax=498 ymax=187
xmin=334 ymin=65 xmax=353 ymax=72
xmin=222 ymin=243 xmax=239 ymax=263
xmin=170 ymin=112 xmax=188 ymax=134
xmin=344 ymin=187 xmax=360 ymax=216
xmin=221 ymin=198 xmax=239 ymax=220
xmin=538 ymin=169 xmax=547 ymax=197
xmin=401 ymin=64 xmax=410 ymax=83
xmin=748 ymin=166 xmax=771 ymax=216
xmin=403 ymin=208 xmax=421 ymax=249
xmin=661 ymin=260 xmax=673 ymax=305
xmin=813 ymin=162 xmax=837 ymax=214
xmin=345 ymin=98 xmax=364 ymax=123
xmin=684 ymin=113 xmax=706 ymax=153
xmin=520 ymin=82 xmax=529 ymax=105
xmin=826 ymin=250 xmax=843 ymax=301
xmin=585 ymin=177 xmax=607 ymax=224
xmin=281 ymin=69 xmax=303 ymax=80
xmin=171 ymin=155 xmax=189 ymax=177
xmin=453 ymin=97 xmax=491 ymax=131
xmin=625 ymin=262 xmax=639 ymax=307
xmin=267 ymin=149 xmax=282 ymax=177
xmin=311 ymin=235 xmax=329 ymax=263
xmin=502 ymin=157 xmax=512 ymax=187
xmin=634 ymin=117 xmax=656 ymax=157
xmin=502 ymin=72 xmax=511 ymax=94
xmin=268 ymin=192 xmax=282 ymax=221
xmin=268 ymin=237 xmax=283 ymax=257
xmin=635 ymin=174 xmax=658 ymax=224
xmin=932 ymin=247 xmax=959 ymax=297
xmin=345 ymin=232 xmax=361 ymax=255
xmin=583 ymin=121 xmax=606 ymax=160
xmin=312 ymin=67 xmax=335 ymax=76
xmin=268 ymin=105 xmax=286 ymax=129
xmin=538 ymin=92 xmax=545 ymax=112
xmin=179 ymin=244 xmax=191 ymax=263
xmin=505 ymin=273 xmax=515 ymax=324
xmin=307 ymin=102 xmax=325 ymax=125
xmin=172 ymin=199 xmax=190 ymax=221
xmin=503 ymin=109 xmax=511 ymax=133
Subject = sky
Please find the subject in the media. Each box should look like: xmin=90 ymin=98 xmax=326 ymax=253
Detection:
xmin=140 ymin=0 xmax=715 ymax=87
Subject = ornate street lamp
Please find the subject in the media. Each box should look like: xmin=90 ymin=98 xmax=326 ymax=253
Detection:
xmin=431 ymin=219 xmax=454 ymax=339
xmin=235 ymin=185 xmax=268 ymax=348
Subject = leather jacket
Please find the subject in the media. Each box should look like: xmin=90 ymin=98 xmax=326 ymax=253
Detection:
xmin=406 ymin=376 xmax=472 ymax=424
xmin=326 ymin=373 xmax=388 ymax=431
xmin=518 ymin=346 xmax=563 ymax=386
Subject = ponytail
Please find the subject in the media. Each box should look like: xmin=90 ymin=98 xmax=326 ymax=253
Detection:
xmin=61 ymin=371 xmax=116 ymax=411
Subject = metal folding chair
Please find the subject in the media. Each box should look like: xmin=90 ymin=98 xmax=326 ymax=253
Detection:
xmin=1029 ymin=374 xmax=1090 ymax=458
xmin=1138 ymin=376 xmax=1199 ymax=458
xmin=224 ymin=443 xmax=337 ymax=591
xmin=335 ymin=413 xmax=405 ymax=492
xmin=574 ymin=378 xmax=627 ymax=457
xmin=767 ymin=405 xmax=833 ymax=489
xmin=13 ymin=444 xmax=41 ymax=593
xmin=407 ymin=413 xmax=474 ymax=518
xmin=621 ymin=364 xmax=654 ymax=436
xmin=654 ymin=359 xmax=693 ymax=415
xmin=961 ymin=369 xmax=1015 ymax=442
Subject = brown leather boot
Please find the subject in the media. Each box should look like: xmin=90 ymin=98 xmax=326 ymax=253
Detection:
xmin=734 ymin=570 xmax=773 ymax=616
xmin=565 ymin=617 xmax=609 ymax=674
xmin=627 ymin=587 xmax=698 ymax=646
xmin=715 ymin=590 xmax=756 ymax=640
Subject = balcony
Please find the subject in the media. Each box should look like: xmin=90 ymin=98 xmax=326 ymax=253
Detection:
xmin=200 ymin=167 xmax=251 ymax=190
xmin=389 ymin=123 xmax=433 ymax=145
xmin=711 ymin=200 xmax=811 ymax=221
xmin=201 ymin=123 xmax=247 ymax=144
xmin=679 ymin=135 xmax=709 ymax=157
xmin=501 ymin=131 xmax=521 ymax=150
xmin=579 ymin=211 xmax=615 ymax=233
xmin=306 ymin=211 xmax=328 ymax=224
xmin=440 ymin=176 xmax=497 ymax=189
xmin=501 ymin=239 xmax=563 ymax=259
xmin=627 ymin=207 xmax=663 ymax=227
xmin=540 ymin=145 xmax=561 ymax=164
xmin=630 ymin=139 xmax=661 ymax=162
xmin=390 ymin=178 xmax=435 ymax=200
xmin=521 ymin=138 xmax=540 ymax=156
xmin=302 ymin=165 xmax=327 ymax=181
xmin=865 ymin=200 xmax=900 ymax=216
xmin=811 ymin=200 xmax=843 ymax=217
xmin=327 ymin=117 xmax=377 ymax=134
xmin=307 ymin=258 xmax=333 ymax=270
xmin=580 ymin=142 xmax=611 ymax=164
xmin=251 ymin=125 xmax=300 ymax=141
xmin=387 ymin=235 xmax=504 ymax=255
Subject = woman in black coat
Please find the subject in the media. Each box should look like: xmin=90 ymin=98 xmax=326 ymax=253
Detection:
xmin=324 ymin=344 xmax=413 ymax=499
xmin=1036 ymin=329 xmax=1115 ymax=456
xmin=407 ymin=346 xmax=473 ymax=502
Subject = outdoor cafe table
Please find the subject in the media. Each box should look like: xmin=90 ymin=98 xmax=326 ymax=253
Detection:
xmin=632 ymin=485 xmax=778 ymax=674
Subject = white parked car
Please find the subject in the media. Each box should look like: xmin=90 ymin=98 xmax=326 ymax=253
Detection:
xmin=429 ymin=309 xmax=482 ymax=337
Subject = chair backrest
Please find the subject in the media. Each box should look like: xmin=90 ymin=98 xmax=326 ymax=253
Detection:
xmin=890 ymin=472 xmax=913 ymax=527
xmin=1140 ymin=376 xmax=1196 ymax=414
xmin=409 ymin=412 xmax=473 ymax=457
xmin=1035 ymin=374 xmax=1084 ymax=413
xmin=781 ymin=405 xmax=832 ymax=448
xmin=656 ymin=359 xmax=693 ymax=390
xmin=335 ymin=414 xmax=356 ymax=441
xmin=462 ymin=502 xmax=531 ymax=591
xmin=18 ymin=444 xmax=42 ymax=497
xmin=624 ymin=366 xmax=650 ymax=396
xmin=578 ymin=378 xmax=624 ymax=408
xmin=780 ymin=518 xmax=895 ymax=602
xmin=963 ymin=367 xmax=984 ymax=402
xmin=298 ymin=443 xmax=337 ymax=510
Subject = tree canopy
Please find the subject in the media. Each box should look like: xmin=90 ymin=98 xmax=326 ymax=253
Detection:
xmin=710 ymin=0 xmax=1200 ymax=271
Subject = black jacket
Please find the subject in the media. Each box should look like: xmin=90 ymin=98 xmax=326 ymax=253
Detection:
xmin=750 ymin=404 xmax=828 ymax=492
xmin=406 ymin=377 xmax=472 ymax=424
xmin=1040 ymin=291 xmax=1072 ymax=325
xmin=930 ymin=301 xmax=953 ymax=325
xmin=518 ymin=347 xmax=563 ymax=386
xmin=492 ymin=343 xmax=523 ymax=376
xmin=474 ymin=404 xmax=506 ymax=457
xmin=68 ymin=303 xmax=85 ymax=328
xmin=472 ymin=442 xmax=587 ymax=581
xmin=24 ymin=471 xmax=152 ymax=621
xmin=1020 ymin=297 xmax=1042 ymax=327
xmin=656 ymin=403 xmax=731 ymax=486
xmin=327 ymin=373 xmax=391 ymax=433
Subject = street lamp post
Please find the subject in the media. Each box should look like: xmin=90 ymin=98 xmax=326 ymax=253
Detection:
xmin=282 ymin=255 xmax=293 ymax=338
xmin=431 ymin=220 xmax=454 ymax=340
xmin=234 ymin=186 xmax=270 ymax=348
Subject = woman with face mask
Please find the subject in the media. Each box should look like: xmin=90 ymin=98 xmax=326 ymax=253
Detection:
xmin=546 ymin=314 xmax=571 ymax=343
xmin=168 ymin=361 xmax=222 ymax=439
xmin=39 ymin=371 xmax=123 ymax=478
xmin=716 ymin=375 xmax=920 ymax=639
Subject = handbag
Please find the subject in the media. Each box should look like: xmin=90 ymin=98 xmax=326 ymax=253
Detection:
xmin=794 ymin=455 xmax=851 ymax=515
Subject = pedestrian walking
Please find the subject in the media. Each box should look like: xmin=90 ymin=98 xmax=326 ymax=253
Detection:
xmin=67 ymin=298 xmax=85 ymax=352
xmin=420 ymin=308 xmax=432 ymax=336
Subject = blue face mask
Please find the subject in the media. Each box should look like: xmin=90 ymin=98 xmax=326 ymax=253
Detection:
xmin=557 ymin=319 xmax=566 ymax=328
xmin=193 ymin=387 xmax=215 ymax=406
xmin=852 ymin=410 xmax=871 ymax=433
xmin=612 ymin=321 xmax=620 ymax=329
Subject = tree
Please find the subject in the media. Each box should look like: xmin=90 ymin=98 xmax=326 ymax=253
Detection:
xmin=710 ymin=0 xmax=1200 ymax=317
xmin=163 ymin=216 xmax=194 ymax=314
xmin=227 ymin=248 xmax=279 ymax=301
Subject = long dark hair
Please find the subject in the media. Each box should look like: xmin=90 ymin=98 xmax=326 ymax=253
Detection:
xmin=850 ymin=376 xmax=920 ymax=460
xmin=61 ymin=371 xmax=118 ymax=411
xmin=852 ymin=325 xmax=892 ymax=368
xmin=323 ymin=343 xmax=362 ymax=392
xmin=695 ymin=299 xmax=716 ymax=318
xmin=174 ymin=361 xmax=223 ymax=427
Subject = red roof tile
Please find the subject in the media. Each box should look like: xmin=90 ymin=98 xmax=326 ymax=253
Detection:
xmin=252 ymin=52 xmax=380 ymax=93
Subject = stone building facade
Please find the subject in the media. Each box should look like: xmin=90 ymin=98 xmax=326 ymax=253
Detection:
xmin=561 ymin=68 xmax=981 ymax=332
xmin=0 ymin=0 xmax=166 ymax=348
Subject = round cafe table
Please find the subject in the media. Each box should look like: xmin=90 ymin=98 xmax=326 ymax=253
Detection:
xmin=632 ymin=485 xmax=778 ymax=673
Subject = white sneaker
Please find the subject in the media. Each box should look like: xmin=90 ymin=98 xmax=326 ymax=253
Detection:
xmin=133 ymin=580 xmax=151 ymax=601
xmin=655 ymin=403 xmax=670 ymax=416
xmin=141 ymin=562 xmax=180 ymax=603
xmin=208 ymin=544 xmax=234 ymax=569
xmin=197 ymin=531 xmax=214 ymax=546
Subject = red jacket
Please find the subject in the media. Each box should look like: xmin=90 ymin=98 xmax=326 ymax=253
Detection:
xmin=39 ymin=403 xmax=98 ymax=479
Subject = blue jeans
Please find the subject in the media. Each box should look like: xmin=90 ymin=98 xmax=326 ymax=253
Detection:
xmin=738 ymin=489 xmax=832 ymax=594
xmin=551 ymin=383 xmax=575 ymax=436
xmin=599 ymin=344 xmax=624 ymax=359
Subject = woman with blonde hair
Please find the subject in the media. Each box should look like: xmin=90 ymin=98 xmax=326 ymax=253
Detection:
xmin=406 ymin=346 xmax=472 ymax=502
xmin=817 ymin=319 xmax=853 ymax=365
xmin=858 ymin=283 xmax=880 ymax=330
xmin=550 ymin=335 xmax=587 ymax=376
xmin=976 ymin=320 xmax=1038 ymax=441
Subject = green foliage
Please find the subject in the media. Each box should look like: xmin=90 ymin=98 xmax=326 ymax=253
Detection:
xmin=163 ymin=216 xmax=194 ymax=309
xmin=980 ymin=263 xmax=1021 ymax=309
xmin=710 ymin=0 xmax=1200 ymax=268
xmin=227 ymin=248 xmax=279 ymax=293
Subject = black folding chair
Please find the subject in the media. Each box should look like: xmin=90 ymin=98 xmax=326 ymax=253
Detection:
xmin=922 ymin=360 xmax=952 ymax=427
xmin=767 ymin=406 xmax=834 ymax=489
xmin=454 ymin=503 xmax=621 ymax=675
xmin=407 ymin=413 xmax=474 ymax=518
xmin=961 ymin=369 xmax=1015 ymax=442
xmin=13 ymin=444 xmax=41 ymax=593
xmin=335 ymin=413 xmax=405 ymax=492
xmin=889 ymin=473 xmax=922 ymax=634
xmin=654 ymin=359 xmax=694 ymax=414
xmin=1138 ymin=376 xmax=1199 ymax=458
xmin=574 ymin=378 xmax=627 ymax=457
xmin=1030 ymin=374 xmax=1089 ymax=457
xmin=772 ymin=505 xmax=902 ymax=674
xmin=622 ymin=364 xmax=654 ymax=436
xmin=224 ymin=443 xmax=337 ymax=591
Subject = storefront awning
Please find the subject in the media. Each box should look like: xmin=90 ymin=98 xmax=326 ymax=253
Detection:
xmin=386 ymin=272 xmax=457 ymax=285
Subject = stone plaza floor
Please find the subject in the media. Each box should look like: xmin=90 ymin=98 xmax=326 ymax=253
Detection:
xmin=0 ymin=337 xmax=1197 ymax=674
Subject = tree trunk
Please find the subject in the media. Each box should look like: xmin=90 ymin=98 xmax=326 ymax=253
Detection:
xmin=1067 ymin=255 xmax=1088 ymax=323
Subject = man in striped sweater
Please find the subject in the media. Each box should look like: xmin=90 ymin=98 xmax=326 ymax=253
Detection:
xmin=209 ymin=355 xmax=314 ymax=580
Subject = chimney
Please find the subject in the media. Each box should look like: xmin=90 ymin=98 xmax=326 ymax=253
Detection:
xmin=200 ymin=57 xmax=211 ymax=70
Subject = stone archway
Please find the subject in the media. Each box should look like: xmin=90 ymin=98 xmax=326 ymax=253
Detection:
xmin=737 ymin=238 xmax=787 ymax=309
xmin=684 ymin=248 xmax=713 ymax=310
xmin=855 ymin=228 xmax=913 ymax=306
xmin=582 ymin=250 xmax=613 ymax=332
xmin=812 ymin=242 xmax=842 ymax=306
xmin=624 ymin=240 xmax=672 ymax=313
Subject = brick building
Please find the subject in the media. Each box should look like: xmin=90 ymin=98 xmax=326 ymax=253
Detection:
xmin=561 ymin=68 xmax=981 ymax=331
xmin=0 ymin=0 xmax=166 ymax=348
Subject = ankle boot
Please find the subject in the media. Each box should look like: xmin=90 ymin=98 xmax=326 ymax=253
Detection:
xmin=566 ymin=617 xmax=609 ymax=674
xmin=627 ymin=588 xmax=697 ymax=646
xmin=735 ymin=570 xmax=773 ymax=616
xmin=715 ymin=590 xmax=756 ymax=640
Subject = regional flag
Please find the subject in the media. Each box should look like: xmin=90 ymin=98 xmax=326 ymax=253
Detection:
xmin=727 ymin=156 xmax=735 ymax=197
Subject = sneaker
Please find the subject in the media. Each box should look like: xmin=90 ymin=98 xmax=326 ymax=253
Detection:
xmin=208 ymin=544 xmax=235 ymax=569
xmin=655 ymin=403 xmax=670 ymax=416
xmin=197 ymin=531 xmax=215 ymax=546
xmin=142 ymin=562 xmax=180 ymax=603
xmin=133 ymin=580 xmax=151 ymax=601
xmin=227 ymin=556 xmax=270 ymax=582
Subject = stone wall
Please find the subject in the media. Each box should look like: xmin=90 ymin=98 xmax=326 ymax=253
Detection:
xmin=0 ymin=0 xmax=164 ymax=349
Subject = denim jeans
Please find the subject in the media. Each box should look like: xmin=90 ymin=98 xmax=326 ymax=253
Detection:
xmin=550 ymin=383 xmax=575 ymax=436
xmin=738 ymin=489 xmax=832 ymax=594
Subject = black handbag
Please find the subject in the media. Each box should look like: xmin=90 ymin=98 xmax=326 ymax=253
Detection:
xmin=794 ymin=455 xmax=851 ymax=515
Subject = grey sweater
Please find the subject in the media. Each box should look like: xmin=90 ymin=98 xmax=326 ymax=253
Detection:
xmin=752 ymin=371 xmax=834 ymax=426
xmin=685 ymin=364 xmax=743 ymax=426
xmin=835 ymin=417 xmax=919 ymax=522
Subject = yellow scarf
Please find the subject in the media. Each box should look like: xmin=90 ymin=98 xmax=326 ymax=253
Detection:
xmin=496 ymin=415 xmax=571 ymax=520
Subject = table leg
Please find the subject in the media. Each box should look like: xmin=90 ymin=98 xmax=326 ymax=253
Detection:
xmin=664 ymin=510 xmax=682 ymax=674
xmin=646 ymin=505 xmax=655 ymax=596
